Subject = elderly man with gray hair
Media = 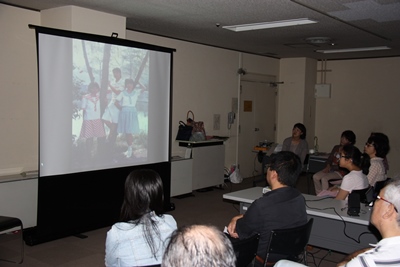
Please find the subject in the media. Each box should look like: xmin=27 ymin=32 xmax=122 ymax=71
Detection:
xmin=162 ymin=224 xmax=236 ymax=267
xmin=274 ymin=179 xmax=400 ymax=267
xmin=336 ymin=179 xmax=400 ymax=267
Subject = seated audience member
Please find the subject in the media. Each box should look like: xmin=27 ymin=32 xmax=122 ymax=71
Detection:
xmin=105 ymin=169 xmax=177 ymax=267
xmin=336 ymin=180 xmax=400 ymax=267
xmin=370 ymin=132 xmax=390 ymax=171
xmin=364 ymin=132 xmax=390 ymax=187
xmin=162 ymin=224 xmax=236 ymax=267
xmin=272 ymin=180 xmax=400 ymax=267
xmin=313 ymin=130 xmax=356 ymax=195
xmin=317 ymin=145 xmax=369 ymax=200
xmin=282 ymin=123 xmax=309 ymax=164
xmin=227 ymin=151 xmax=307 ymax=267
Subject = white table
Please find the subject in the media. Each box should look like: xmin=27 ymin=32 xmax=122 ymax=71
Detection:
xmin=223 ymin=187 xmax=380 ymax=254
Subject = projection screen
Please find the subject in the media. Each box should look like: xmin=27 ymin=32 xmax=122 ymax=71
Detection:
xmin=36 ymin=27 xmax=173 ymax=177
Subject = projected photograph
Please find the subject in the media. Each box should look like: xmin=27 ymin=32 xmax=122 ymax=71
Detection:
xmin=38 ymin=30 xmax=171 ymax=177
xmin=72 ymin=40 xmax=149 ymax=168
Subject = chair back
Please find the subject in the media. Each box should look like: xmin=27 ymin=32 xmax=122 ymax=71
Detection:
xmin=232 ymin=233 xmax=260 ymax=267
xmin=264 ymin=218 xmax=313 ymax=266
xmin=351 ymin=187 xmax=370 ymax=204
xmin=374 ymin=178 xmax=391 ymax=197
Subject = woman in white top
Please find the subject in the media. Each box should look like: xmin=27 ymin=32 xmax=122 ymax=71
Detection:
xmin=115 ymin=78 xmax=142 ymax=158
xmin=105 ymin=169 xmax=177 ymax=267
xmin=364 ymin=132 xmax=390 ymax=187
xmin=102 ymin=68 xmax=124 ymax=144
xmin=334 ymin=145 xmax=369 ymax=200
xmin=317 ymin=144 xmax=369 ymax=200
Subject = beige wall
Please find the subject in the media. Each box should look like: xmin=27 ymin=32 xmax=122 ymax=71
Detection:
xmin=0 ymin=4 xmax=126 ymax=175
xmin=303 ymin=58 xmax=318 ymax=147
xmin=0 ymin=4 xmax=39 ymax=174
xmin=277 ymin=58 xmax=317 ymax=148
xmin=41 ymin=6 xmax=126 ymax=38
xmin=1 ymin=3 xmax=399 ymax=178
xmin=126 ymin=31 xmax=280 ymax=167
xmin=0 ymin=3 xmax=280 ymax=174
xmin=315 ymin=57 xmax=400 ymax=177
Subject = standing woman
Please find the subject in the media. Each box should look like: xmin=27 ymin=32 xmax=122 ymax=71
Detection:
xmin=312 ymin=130 xmax=356 ymax=195
xmin=282 ymin=123 xmax=309 ymax=164
xmin=105 ymin=169 xmax=177 ymax=267
xmin=364 ymin=132 xmax=390 ymax=187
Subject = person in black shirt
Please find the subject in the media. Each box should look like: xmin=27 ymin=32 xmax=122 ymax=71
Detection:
xmin=227 ymin=151 xmax=307 ymax=266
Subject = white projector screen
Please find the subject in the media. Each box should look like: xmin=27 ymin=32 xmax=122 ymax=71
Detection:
xmin=37 ymin=28 xmax=172 ymax=177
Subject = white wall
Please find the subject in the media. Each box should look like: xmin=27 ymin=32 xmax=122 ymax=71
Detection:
xmin=315 ymin=57 xmax=400 ymax=177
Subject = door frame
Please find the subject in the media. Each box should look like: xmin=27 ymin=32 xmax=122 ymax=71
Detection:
xmin=236 ymin=74 xmax=278 ymax=177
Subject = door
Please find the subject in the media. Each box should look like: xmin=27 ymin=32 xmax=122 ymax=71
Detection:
xmin=238 ymin=80 xmax=276 ymax=179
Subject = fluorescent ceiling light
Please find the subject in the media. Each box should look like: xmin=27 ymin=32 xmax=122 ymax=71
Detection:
xmin=222 ymin=18 xmax=317 ymax=32
xmin=316 ymin=46 xmax=391 ymax=54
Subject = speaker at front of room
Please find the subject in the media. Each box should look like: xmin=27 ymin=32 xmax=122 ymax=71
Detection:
xmin=347 ymin=192 xmax=360 ymax=216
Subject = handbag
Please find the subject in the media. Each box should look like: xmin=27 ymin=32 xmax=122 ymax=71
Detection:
xmin=176 ymin=121 xmax=193 ymax=141
xmin=186 ymin=110 xmax=206 ymax=141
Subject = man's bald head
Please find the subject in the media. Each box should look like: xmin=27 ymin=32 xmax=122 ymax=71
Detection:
xmin=162 ymin=224 xmax=236 ymax=267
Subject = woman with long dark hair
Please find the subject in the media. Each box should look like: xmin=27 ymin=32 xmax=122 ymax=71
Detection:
xmin=105 ymin=169 xmax=177 ymax=266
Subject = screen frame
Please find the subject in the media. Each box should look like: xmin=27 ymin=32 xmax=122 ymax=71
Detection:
xmin=34 ymin=25 xmax=174 ymax=176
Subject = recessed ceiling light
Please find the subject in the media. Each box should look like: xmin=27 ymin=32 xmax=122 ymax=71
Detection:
xmin=222 ymin=18 xmax=317 ymax=32
xmin=316 ymin=46 xmax=391 ymax=54
xmin=305 ymin=37 xmax=334 ymax=45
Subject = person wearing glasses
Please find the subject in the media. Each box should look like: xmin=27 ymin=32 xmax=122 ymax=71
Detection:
xmin=364 ymin=132 xmax=390 ymax=187
xmin=226 ymin=151 xmax=307 ymax=266
xmin=313 ymin=130 xmax=356 ymax=195
xmin=274 ymin=180 xmax=400 ymax=267
xmin=336 ymin=180 xmax=400 ymax=266
xmin=317 ymin=144 xmax=369 ymax=200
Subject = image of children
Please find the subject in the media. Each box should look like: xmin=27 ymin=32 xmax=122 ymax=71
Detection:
xmin=79 ymin=82 xmax=106 ymax=156
xmin=115 ymin=78 xmax=141 ymax=158
xmin=102 ymin=67 xmax=124 ymax=145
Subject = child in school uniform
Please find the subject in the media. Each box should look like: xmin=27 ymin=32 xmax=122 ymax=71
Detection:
xmin=79 ymin=82 xmax=106 ymax=155
xmin=115 ymin=78 xmax=141 ymax=158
